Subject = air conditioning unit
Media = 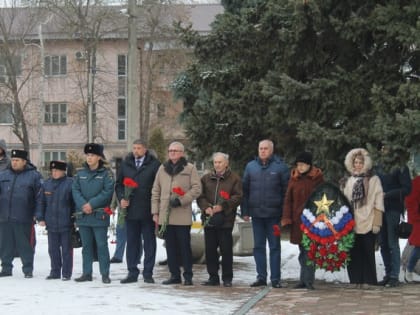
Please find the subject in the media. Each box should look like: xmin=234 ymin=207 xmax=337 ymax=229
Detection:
xmin=75 ymin=51 xmax=86 ymax=61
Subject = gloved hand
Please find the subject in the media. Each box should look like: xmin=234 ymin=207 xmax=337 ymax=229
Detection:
xmin=169 ymin=197 xmax=181 ymax=208
xmin=372 ymin=225 xmax=380 ymax=234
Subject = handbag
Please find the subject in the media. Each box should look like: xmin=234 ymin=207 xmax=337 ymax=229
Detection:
xmin=398 ymin=221 xmax=412 ymax=239
xmin=71 ymin=227 xmax=82 ymax=248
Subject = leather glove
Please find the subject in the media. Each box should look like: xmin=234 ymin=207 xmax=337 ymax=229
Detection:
xmin=169 ymin=197 xmax=181 ymax=208
xmin=372 ymin=225 xmax=380 ymax=234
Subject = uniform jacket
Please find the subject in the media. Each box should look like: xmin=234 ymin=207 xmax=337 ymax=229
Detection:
xmin=241 ymin=155 xmax=289 ymax=218
xmin=40 ymin=176 xmax=75 ymax=232
xmin=375 ymin=165 xmax=411 ymax=213
xmin=72 ymin=161 xmax=115 ymax=227
xmin=343 ymin=148 xmax=384 ymax=234
xmin=406 ymin=176 xmax=420 ymax=247
xmin=197 ymin=168 xmax=243 ymax=228
xmin=0 ymin=162 xmax=43 ymax=224
xmin=151 ymin=157 xmax=202 ymax=226
xmin=281 ymin=166 xmax=324 ymax=244
xmin=115 ymin=151 xmax=160 ymax=221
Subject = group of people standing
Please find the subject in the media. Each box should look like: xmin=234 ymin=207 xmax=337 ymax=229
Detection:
xmin=0 ymin=137 xmax=418 ymax=290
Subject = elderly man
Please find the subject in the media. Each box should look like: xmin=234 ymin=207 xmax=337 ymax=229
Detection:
xmin=241 ymin=139 xmax=289 ymax=288
xmin=197 ymin=152 xmax=242 ymax=287
xmin=0 ymin=149 xmax=43 ymax=278
xmin=115 ymin=139 xmax=160 ymax=284
xmin=152 ymin=141 xmax=201 ymax=286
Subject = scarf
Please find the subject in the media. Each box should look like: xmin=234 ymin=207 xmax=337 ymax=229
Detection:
xmin=351 ymin=172 xmax=371 ymax=209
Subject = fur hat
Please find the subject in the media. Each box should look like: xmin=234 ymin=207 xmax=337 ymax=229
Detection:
xmin=84 ymin=143 xmax=105 ymax=159
xmin=344 ymin=148 xmax=373 ymax=174
xmin=50 ymin=161 xmax=67 ymax=171
xmin=295 ymin=151 xmax=313 ymax=166
xmin=11 ymin=149 xmax=28 ymax=160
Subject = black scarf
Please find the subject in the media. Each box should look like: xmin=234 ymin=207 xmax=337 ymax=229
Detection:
xmin=351 ymin=172 xmax=371 ymax=208
xmin=163 ymin=157 xmax=187 ymax=176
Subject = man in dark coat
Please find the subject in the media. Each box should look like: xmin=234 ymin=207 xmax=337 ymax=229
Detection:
xmin=0 ymin=149 xmax=43 ymax=278
xmin=115 ymin=139 xmax=160 ymax=284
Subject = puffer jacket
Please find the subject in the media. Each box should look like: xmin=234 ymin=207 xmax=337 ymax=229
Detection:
xmin=115 ymin=151 xmax=160 ymax=221
xmin=40 ymin=176 xmax=75 ymax=232
xmin=241 ymin=155 xmax=289 ymax=218
xmin=72 ymin=161 xmax=115 ymax=227
xmin=197 ymin=168 xmax=243 ymax=228
xmin=281 ymin=166 xmax=324 ymax=244
xmin=151 ymin=157 xmax=201 ymax=226
xmin=0 ymin=162 xmax=43 ymax=223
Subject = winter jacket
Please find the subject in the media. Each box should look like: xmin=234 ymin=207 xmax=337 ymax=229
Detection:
xmin=115 ymin=151 xmax=160 ymax=221
xmin=40 ymin=176 xmax=75 ymax=232
xmin=343 ymin=148 xmax=384 ymax=234
xmin=72 ymin=161 xmax=115 ymax=227
xmin=197 ymin=168 xmax=243 ymax=228
xmin=0 ymin=139 xmax=10 ymax=171
xmin=241 ymin=155 xmax=289 ymax=218
xmin=151 ymin=157 xmax=202 ymax=226
xmin=0 ymin=162 xmax=43 ymax=224
xmin=375 ymin=165 xmax=411 ymax=213
xmin=281 ymin=166 xmax=324 ymax=244
xmin=406 ymin=176 xmax=420 ymax=247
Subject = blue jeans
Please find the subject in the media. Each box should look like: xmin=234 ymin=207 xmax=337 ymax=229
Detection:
xmin=379 ymin=211 xmax=401 ymax=280
xmin=251 ymin=217 xmax=281 ymax=282
xmin=407 ymin=246 xmax=420 ymax=272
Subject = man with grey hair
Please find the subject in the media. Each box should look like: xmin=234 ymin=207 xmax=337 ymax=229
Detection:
xmin=241 ymin=139 xmax=289 ymax=288
xmin=197 ymin=152 xmax=242 ymax=287
xmin=152 ymin=141 xmax=201 ymax=285
xmin=115 ymin=139 xmax=161 ymax=284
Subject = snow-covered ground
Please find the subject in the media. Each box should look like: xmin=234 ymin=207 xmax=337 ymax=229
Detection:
xmin=0 ymin=223 xmax=412 ymax=315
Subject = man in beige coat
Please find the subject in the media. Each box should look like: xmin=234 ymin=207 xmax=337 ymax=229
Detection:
xmin=151 ymin=142 xmax=201 ymax=285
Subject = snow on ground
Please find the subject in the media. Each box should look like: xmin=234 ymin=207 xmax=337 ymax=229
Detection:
xmin=0 ymin=224 xmax=409 ymax=315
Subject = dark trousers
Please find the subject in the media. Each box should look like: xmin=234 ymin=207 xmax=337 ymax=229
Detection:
xmin=0 ymin=222 xmax=35 ymax=275
xmin=47 ymin=230 xmax=73 ymax=278
xmin=298 ymin=244 xmax=315 ymax=286
xmin=204 ymin=227 xmax=233 ymax=282
xmin=126 ymin=219 xmax=156 ymax=278
xmin=164 ymin=225 xmax=193 ymax=281
xmin=348 ymin=232 xmax=377 ymax=285
xmin=78 ymin=226 xmax=110 ymax=276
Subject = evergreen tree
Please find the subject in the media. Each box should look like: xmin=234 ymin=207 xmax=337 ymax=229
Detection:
xmin=173 ymin=0 xmax=420 ymax=179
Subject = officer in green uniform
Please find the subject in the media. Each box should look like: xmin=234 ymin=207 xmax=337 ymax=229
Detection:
xmin=72 ymin=143 xmax=114 ymax=284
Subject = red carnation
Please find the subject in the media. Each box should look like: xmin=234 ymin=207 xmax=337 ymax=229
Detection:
xmin=104 ymin=207 xmax=113 ymax=216
xmin=219 ymin=190 xmax=230 ymax=200
xmin=329 ymin=243 xmax=338 ymax=254
xmin=339 ymin=251 xmax=347 ymax=260
xmin=172 ymin=186 xmax=186 ymax=196
xmin=273 ymin=225 xmax=281 ymax=237
xmin=319 ymin=246 xmax=328 ymax=257
xmin=123 ymin=177 xmax=139 ymax=188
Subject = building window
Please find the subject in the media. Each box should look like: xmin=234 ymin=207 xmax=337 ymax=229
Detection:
xmin=0 ymin=55 xmax=22 ymax=82
xmin=0 ymin=103 xmax=13 ymax=124
xmin=117 ymin=54 xmax=127 ymax=140
xmin=44 ymin=103 xmax=67 ymax=124
xmin=157 ymin=103 xmax=166 ymax=118
xmin=44 ymin=55 xmax=67 ymax=76
xmin=43 ymin=151 xmax=66 ymax=168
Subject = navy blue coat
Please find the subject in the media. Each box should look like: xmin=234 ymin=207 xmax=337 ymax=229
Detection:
xmin=241 ymin=155 xmax=290 ymax=218
xmin=376 ymin=165 xmax=412 ymax=213
xmin=115 ymin=151 xmax=160 ymax=221
xmin=72 ymin=162 xmax=115 ymax=227
xmin=0 ymin=162 xmax=43 ymax=224
xmin=40 ymin=176 xmax=75 ymax=232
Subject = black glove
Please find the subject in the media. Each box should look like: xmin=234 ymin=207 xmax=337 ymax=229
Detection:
xmin=169 ymin=197 xmax=181 ymax=208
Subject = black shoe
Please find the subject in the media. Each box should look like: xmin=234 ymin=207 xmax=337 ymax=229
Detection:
xmin=223 ymin=281 xmax=232 ymax=287
xmin=110 ymin=257 xmax=122 ymax=263
xmin=250 ymin=279 xmax=267 ymax=287
xmin=62 ymin=277 xmax=71 ymax=281
xmin=184 ymin=279 xmax=193 ymax=286
xmin=386 ymin=278 xmax=399 ymax=288
xmin=306 ymin=283 xmax=315 ymax=290
xmin=293 ymin=283 xmax=306 ymax=289
xmin=144 ymin=277 xmax=155 ymax=284
xmin=158 ymin=259 xmax=168 ymax=266
xmin=102 ymin=275 xmax=111 ymax=284
xmin=271 ymin=280 xmax=282 ymax=288
xmin=120 ymin=275 xmax=138 ymax=284
xmin=0 ymin=271 xmax=12 ymax=277
xmin=162 ymin=277 xmax=182 ymax=285
xmin=75 ymin=274 xmax=92 ymax=282
xmin=46 ymin=275 xmax=60 ymax=280
xmin=377 ymin=276 xmax=390 ymax=286
xmin=201 ymin=279 xmax=220 ymax=286
xmin=24 ymin=273 xmax=33 ymax=279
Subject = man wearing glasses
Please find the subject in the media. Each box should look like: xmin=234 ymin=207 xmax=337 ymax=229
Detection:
xmin=151 ymin=142 xmax=201 ymax=286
